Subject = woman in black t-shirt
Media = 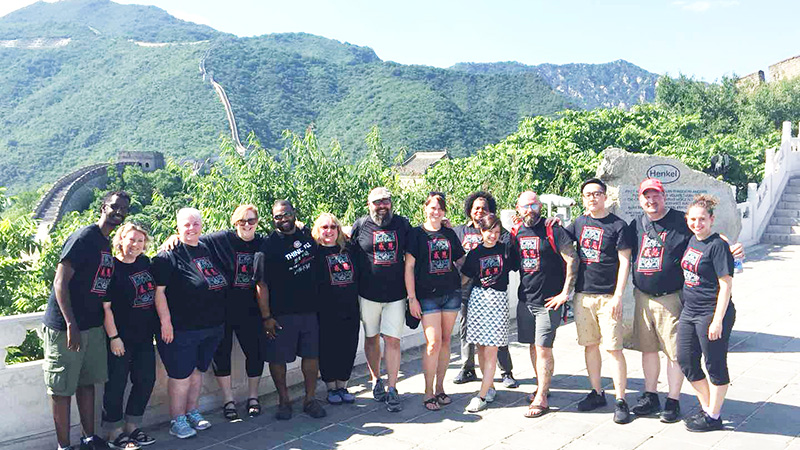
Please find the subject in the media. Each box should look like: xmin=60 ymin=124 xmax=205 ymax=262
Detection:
xmin=312 ymin=213 xmax=360 ymax=406
xmin=101 ymin=223 xmax=158 ymax=449
xmin=677 ymin=195 xmax=735 ymax=432
xmin=405 ymin=192 xmax=466 ymax=411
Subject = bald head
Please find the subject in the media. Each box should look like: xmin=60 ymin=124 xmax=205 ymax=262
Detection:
xmin=516 ymin=191 xmax=542 ymax=227
xmin=517 ymin=191 xmax=539 ymax=207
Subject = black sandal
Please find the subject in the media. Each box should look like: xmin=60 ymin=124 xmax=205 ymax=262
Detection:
xmin=223 ymin=401 xmax=240 ymax=421
xmin=423 ymin=397 xmax=441 ymax=411
xmin=110 ymin=433 xmax=140 ymax=450
xmin=128 ymin=428 xmax=155 ymax=446
xmin=435 ymin=392 xmax=452 ymax=406
xmin=247 ymin=397 xmax=261 ymax=417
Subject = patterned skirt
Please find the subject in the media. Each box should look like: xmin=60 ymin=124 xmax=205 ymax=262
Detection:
xmin=466 ymin=286 xmax=509 ymax=347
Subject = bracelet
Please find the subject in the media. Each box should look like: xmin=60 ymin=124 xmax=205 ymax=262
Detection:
xmin=262 ymin=316 xmax=273 ymax=321
xmin=108 ymin=335 xmax=120 ymax=341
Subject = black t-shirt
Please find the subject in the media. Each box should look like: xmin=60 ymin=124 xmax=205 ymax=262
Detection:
xmin=202 ymin=230 xmax=262 ymax=315
xmin=407 ymin=225 xmax=466 ymax=299
xmin=629 ymin=209 xmax=693 ymax=295
xmin=255 ymin=228 xmax=319 ymax=315
xmin=512 ymin=221 xmax=568 ymax=305
xmin=151 ymin=241 xmax=228 ymax=331
xmin=460 ymin=242 xmax=517 ymax=292
xmin=350 ymin=215 xmax=411 ymax=302
xmin=317 ymin=244 xmax=359 ymax=319
xmin=104 ymin=255 xmax=159 ymax=342
xmin=680 ymin=233 xmax=734 ymax=316
xmin=43 ymin=224 xmax=114 ymax=331
xmin=566 ymin=213 xmax=631 ymax=295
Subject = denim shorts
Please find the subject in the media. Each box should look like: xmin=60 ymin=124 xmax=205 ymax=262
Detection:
xmin=157 ymin=324 xmax=224 ymax=380
xmin=419 ymin=289 xmax=461 ymax=315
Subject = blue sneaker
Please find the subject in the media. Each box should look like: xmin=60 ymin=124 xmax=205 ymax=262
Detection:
xmin=327 ymin=389 xmax=343 ymax=405
xmin=169 ymin=416 xmax=197 ymax=439
xmin=186 ymin=409 xmax=211 ymax=430
xmin=386 ymin=387 xmax=402 ymax=412
xmin=339 ymin=388 xmax=356 ymax=404
xmin=372 ymin=378 xmax=387 ymax=402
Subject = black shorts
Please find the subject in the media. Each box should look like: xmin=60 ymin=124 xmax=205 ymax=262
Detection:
xmin=157 ymin=325 xmax=224 ymax=380
xmin=264 ymin=313 xmax=319 ymax=364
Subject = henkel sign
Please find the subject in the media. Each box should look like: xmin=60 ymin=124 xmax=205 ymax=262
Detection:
xmin=646 ymin=164 xmax=681 ymax=184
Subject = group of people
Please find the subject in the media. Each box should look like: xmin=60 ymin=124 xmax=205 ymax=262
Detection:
xmin=41 ymin=178 xmax=742 ymax=450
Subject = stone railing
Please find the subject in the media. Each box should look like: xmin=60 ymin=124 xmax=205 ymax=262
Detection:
xmin=736 ymin=121 xmax=800 ymax=246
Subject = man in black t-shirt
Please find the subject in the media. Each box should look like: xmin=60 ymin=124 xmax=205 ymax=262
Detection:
xmin=255 ymin=200 xmax=326 ymax=420
xmin=453 ymin=191 xmax=518 ymax=388
xmin=349 ymin=187 xmax=410 ymax=412
xmin=42 ymin=191 xmax=131 ymax=450
xmin=565 ymin=178 xmax=633 ymax=424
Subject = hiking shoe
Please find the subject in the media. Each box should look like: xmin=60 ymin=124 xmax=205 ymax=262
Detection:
xmin=465 ymin=396 xmax=488 ymax=412
xmin=453 ymin=369 xmax=478 ymax=384
xmin=631 ymin=392 xmax=661 ymax=416
xmin=81 ymin=435 xmax=112 ymax=449
xmin=327 ymin=389 xmax=343 ymax=405
xmin=169 ymin=416 xmax=197 ymax=439
xmin=386 ymin=387 xmax=402 ymax=412
xmin=660 ymin=397 xmax=681 ymax=423
xmin=186 ymin=409 xmax=210 ymax=430
xmin=303 ymin=399 xmax=327 ymax=418
xmin=372 ymin=378 xmax=387 ymax=402
xmin=614 ymin=398 xmax=632 ymax=424
xmin=338 ymin=388 xmax=356 ymax=404
xmin=485 ymin=387 xmax=497 ymax=403
xmin=501 ymin=373 xmax=519 ymax=389
xmin=276 ymin=403 xmax=293 ymax=420
xmin=685 ymin=411 xmax=723 ymax=432
xmin=577 ymin=389 xmax=607 ymax=411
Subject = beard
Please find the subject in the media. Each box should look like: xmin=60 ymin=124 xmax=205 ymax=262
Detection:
xmin=522 ymin=212 xmax=540 ymax=227
xmin=276 ymin=220 xmax=296 ymax=234
xmin=369 ymin=208 xmax=393 ymax=226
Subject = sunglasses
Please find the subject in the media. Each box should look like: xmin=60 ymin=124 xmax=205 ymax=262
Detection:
xmin=518 ymin=203 xmax=541 ymax=212
xmin=320 ymin=225 xmax=338 ymax=230
xmin=236 ymin=218 xmax=258 ymax=226
xmin=371 ymin=198 xmax=391 ymax=206
xmin=273 ymin=212 xmax=294 ymax=221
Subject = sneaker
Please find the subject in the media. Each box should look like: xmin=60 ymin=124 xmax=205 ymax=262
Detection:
xmin=338 ymin=388 xmax=356 ymax=404
xmin=453 ymin=369 xmax=479 ymax=384
xmin=614 ymin=398 xmax=632 ymax=424
xmin=386 ymin=387 xmax=402 ymax=412
xmin=372 ymin=378 xmax=387 ymax=402
xmin=81 ymin=435 xmax=112 ymax=449
xmin=660 ymin=398 xmax=681 ymax=423
xmin=485 ymin=387 xmax=497 ymax=403
xmin=577 ymin=389 xmax=607 ymax=411
xmin=186 ymin=409 xmax=211 ymax=430
xmin=465 ymin=396 xmax=488 ymax=412
xmin=501 ymin=373 xmax=519 ymax=389
xmin=327 ymin=389 xmax=343 ymax=405
xmin=169 ymin=416 xmax=197 ymax=439
xmin=303 ymin=399 xmax=327 ymax=419
xmin=685 ymin=411 xmax=723 ymax=432
xmin=631 ymin=392 xmax=661 ymax=416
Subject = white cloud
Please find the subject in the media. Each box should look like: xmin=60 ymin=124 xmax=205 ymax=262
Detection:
xmin=672 ymin=0 xmax=739 ymax=12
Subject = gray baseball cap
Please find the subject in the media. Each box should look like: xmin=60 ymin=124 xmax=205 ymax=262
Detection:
xmin=368 ymin=187 xmax=392 ymax=203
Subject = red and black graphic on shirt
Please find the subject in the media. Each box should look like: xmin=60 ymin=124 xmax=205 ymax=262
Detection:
xmin=428 ymin=238 xmax=452 ymax=274
xmin=637 ymin=232 xmax=667 ymax=274
xmin=326 ymin=253 xmax=355 ymax=286
xmin=579 ymin=226 xmax=604 ymax=263
xmin=372 ymin=230 xmax=398 ymax=265
xmin=233 ymin=252 xmax=255 ymax=287
xmin=128 ymin=270 xmax=156 ymax=308
xmin=461 ymin=232 xmax=482 ymax=251
xmin=90 ymin=251 xmax=115 ymax=294
xmin=681 ymin=248 xmax=702 ymax=287
xmin=478 ymin=254 xmax=503 ymax=287
xmin=193 ymin=257 xmax=228 ymax=290
xmin=519 ymin=236 xmax=541 ymax=273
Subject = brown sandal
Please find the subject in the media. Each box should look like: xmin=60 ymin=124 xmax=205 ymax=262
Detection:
xmin=524 ymin=404 xmax=550 ymax=418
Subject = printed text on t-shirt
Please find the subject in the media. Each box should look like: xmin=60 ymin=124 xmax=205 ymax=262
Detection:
xmin=579 ymin=226 xmax=604 ymax=263
xmin=327 ymin=253 xmax=355 ymax=286
xmin=372 ymin=230 xmax=398 ymax=265
xmin=234 ymin=252 xmax=255 ymax=287
xmin=193 ymin=257 xmax=228 ymax=290
xmin=637 ymin=232 xmax=667 ymax=273
xmin=479 ymin=254 xmax=503 ymax=287
xmin=519 ymin=236 xmax=541 ymax=273
xmin=91 ymin=251 xmax=115 ymax=294
xmin=681 ymin=248 xmax=702 ymax=287
xmin=428 ymin=238 xmax=452 ymax=274
xmin=129 ymin=270 xmax=156 ymax=308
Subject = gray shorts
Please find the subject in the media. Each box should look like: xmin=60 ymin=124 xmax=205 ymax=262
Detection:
xmin=264 ymin=313 xmax=319 ymax=364
xmin=517 ymin=302 xmax=561 ymax=348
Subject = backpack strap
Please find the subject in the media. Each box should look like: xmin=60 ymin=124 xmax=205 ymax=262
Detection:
xmin=511 ymin=220 xmax=523 ymax=238
xmin=545 ymin=222 xmax=558 ymax=253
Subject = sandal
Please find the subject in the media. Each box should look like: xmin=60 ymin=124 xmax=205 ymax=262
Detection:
xmin=423 ymin=396 xmax=441 ymax=411
xmin=435 ymin=392 xmax=452 ymax=406
xmin=128 ymin=428 xmax=155 ymax=447
xmin=247 ymin=397 xmax=261 ymax=417
xmin=524 ymin=404 xmax=550 ymax=418
xmin=222 ymin=401 xmax=240 ymax=421
xmin=110 ymin=432 xmax=140 ymax=450
xmin=526 ymin=390 xmax=552 ymax=403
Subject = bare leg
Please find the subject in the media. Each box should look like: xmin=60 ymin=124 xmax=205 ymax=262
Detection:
xmin=607 ymin=350 xmax=627 ymax=400
xmin=708 ymin=383 xmax=729 ymax=416
xmin=642 ymin=352 xmax=660 ymax=393
xmin=689 ymin=378 xmax=711 ymax=410
xmin=75 ymin=384 xmax=95 ymax=437
xmin=301 ymin=358 xmax=319 ymax=403
xmin=167 ymin=377 xmax=191 ymax=417
xmin=435 ymin=312 xmax=458 ymax=394
xmin=478 ymin=346 xmax=498 ymax=398
xmin=216 ymin=375 xmax=234 ymax=403
xmin=665 ymin=358 xmax=684 ymax=400
xmin=584 ymin=344 xmax=603 ymax=392
xmin=269 ymin=363 xmax=290 ymax=405
xmin=421 ymin=313 xmax=443 ymax=399
xmin=248 ymin=376 xmax=260 ymax=399
xmin=364 ymin=335 xmax=382 ymax=382
xmin=186 ymin=370 xmax=203 ymax=412
xmin=532 ymin=346 xmax=553 ymax=407
xmin=384 ymin=336 xmax=401 ymax=389
xmin=51 ymin=395 xmax=72 ymax=448
xmin=529 ymin=344 xmax=538 ymax=390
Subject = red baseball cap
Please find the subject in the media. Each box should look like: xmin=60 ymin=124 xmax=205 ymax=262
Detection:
xmin=638 ymin=178 xmax=665 ymax=195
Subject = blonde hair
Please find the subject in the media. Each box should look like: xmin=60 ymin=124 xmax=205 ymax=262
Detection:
xmin=113 ymin=222 xmax=151 ymax=255
xmin=688 ymin=194 xmax=718 ymax=216
xmin=230 ymin=204 xmax=259 ymax=226
xmin=311 ymin=213 xmax=347 ymax=251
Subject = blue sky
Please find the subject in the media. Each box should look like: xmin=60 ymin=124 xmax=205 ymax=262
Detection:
xmin=3 ymin=0 xmax=799 ymax=81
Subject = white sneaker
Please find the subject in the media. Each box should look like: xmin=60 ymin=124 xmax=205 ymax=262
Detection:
xmin=465 ymin=396 xmax=488 ymax=412
xmin=485 ymin=387 xmax=497 ymax=403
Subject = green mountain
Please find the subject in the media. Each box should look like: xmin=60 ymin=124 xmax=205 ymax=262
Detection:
xmin=0 ymin=0 xmax=659 ymax=193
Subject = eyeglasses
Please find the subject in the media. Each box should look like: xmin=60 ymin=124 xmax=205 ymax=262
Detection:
xmin=518 ymin=203 xmax=541 ymax=212
xmin=320 ymin=225 xmax=337 ymax=230
xmin=236 ymin=218 xmax=258 ymax=226
xmin=371 ymin=198 xmax=391 ymax=206
xmin=582 ymin=191 xmax=606 ymax=199
xmin=273 ymin=212 xmax=294 ymax=221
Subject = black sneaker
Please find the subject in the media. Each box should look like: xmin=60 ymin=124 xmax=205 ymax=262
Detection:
xmin=614 ymin=398 xmax=632 ymax=424
xmin=631 ymin=392 xmax=661 ymax=416
xmin=660 ymin=397 xmax=681 ymax=423
xmin=577 ymin=389 xmax=607 ymax=411
xmin=501 ymin=373 xmax=519 ymax=389
xmin=81 ymin=435 xmax=111 ymax=450
xmin=453 ymin=369 xmax=478 ymax=384
xmin=685 ymin=411 xmax=723 ymax=432
xmin=372 ymin=378 xmax=387 ymax=402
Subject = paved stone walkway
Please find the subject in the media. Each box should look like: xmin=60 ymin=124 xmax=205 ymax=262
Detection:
xmin=139 ymin=244 xmax=800 ymax=450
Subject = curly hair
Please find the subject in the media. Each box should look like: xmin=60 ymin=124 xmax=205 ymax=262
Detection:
xmin=463 ymin=191 xmax=497 ymax=220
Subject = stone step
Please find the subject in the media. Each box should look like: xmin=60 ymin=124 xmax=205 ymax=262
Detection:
xmin=762 ymin=233 xmax=800 ymax=244
xmin=770 ymin=216 xmax=800 ymax=226
xmin=789 ymin=178 xmax=800 ymax=187
xmin=785 ymin=185 xmax=800 ymax=194
xmin=782 ymin=193 xmax=800 ymax=202
xmin=774 ymin=209 xmax=800 ymax=218
xmin=778 ymin=201 xmax=800 ymax=210
xmin=766 ymin=225 xmax=800 ymax=234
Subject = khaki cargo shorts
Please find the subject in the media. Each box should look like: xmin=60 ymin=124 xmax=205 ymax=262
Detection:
xmin=632 ymin=288 xmax=681 ymax=360
xmin=573 ymin=292 xmax=624 ymax=351
xmin=42 ymin=325 xmax=108 ymax=396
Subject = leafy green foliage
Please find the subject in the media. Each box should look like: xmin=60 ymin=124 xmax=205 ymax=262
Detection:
xmin=5 ymin=330 xmax=44 ymax=365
